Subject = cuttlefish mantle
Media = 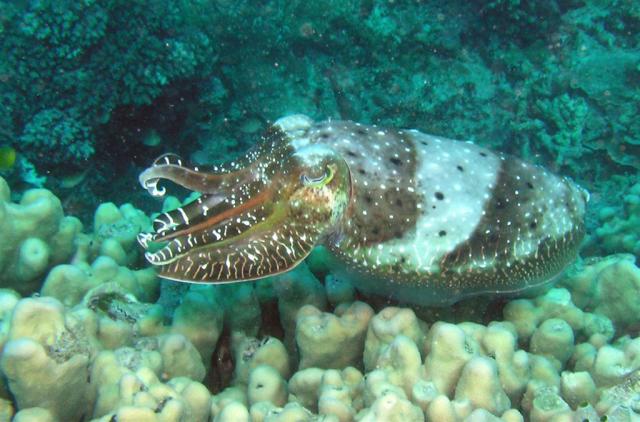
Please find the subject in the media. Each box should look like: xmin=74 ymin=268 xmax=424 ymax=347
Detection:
xmin=138 ymin=114 xmax=588 ymax=305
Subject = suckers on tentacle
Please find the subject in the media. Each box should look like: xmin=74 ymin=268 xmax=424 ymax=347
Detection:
xmin=138 ymin=114 xmax=588 ymax=305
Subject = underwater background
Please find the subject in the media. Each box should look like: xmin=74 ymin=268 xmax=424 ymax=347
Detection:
xmin=0 ymin=0 xmax=639 ymax=421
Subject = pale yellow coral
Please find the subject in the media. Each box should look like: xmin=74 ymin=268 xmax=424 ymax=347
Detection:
xmin=0 ymin=177 xmax=82 ymax=294
xmin=296 ymin=301 xmax=373 ymax=369
xmin=363 ymin=307 xmax=425 ymax=371
xmin=454 ymin=356 xmax=511 ymax=416
xmin=233 ymin=334 xmax=290 ymax=385
xmin=423 ymin=322 xmax=475 ymax=397
xmin=247 ymin=364 xmax=288 ymax=407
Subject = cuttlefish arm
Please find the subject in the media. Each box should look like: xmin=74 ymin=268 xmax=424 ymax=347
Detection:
xmin=138 ymin=141 xmax=351 ymax=283
xmin=139 ymin=153 xmax=250 ymax=197
xmin=148 ymin=206 xmax=317 ymax=283
xmin=138 ymin=128 xmax=290 ymax=244
xmin=140 ymin=180 xmax=268 ymax=245
xmin=139 ymin=126 xmax=290 ymax=197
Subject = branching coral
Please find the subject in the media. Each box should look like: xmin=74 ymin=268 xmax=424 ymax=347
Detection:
xmin=475 ymin=0 xmax=563 ymax=45
xmin=1 ymin=0 xmax=218 ymax=184
xmin=20 ymin=108 xmax=95 ymax=169
xmin=532 ymin=94 xmax=600 ymax=171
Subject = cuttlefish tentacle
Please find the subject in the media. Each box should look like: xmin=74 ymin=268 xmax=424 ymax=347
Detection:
xmin=144 ymin=199 xmax=273 ymax=266
xmin=140 ymin=126 xmax=296 ymax=197
xmin=152 ymin=218 xmax=319 ymax=283
xmin=139 ymin=153 xmax=254 ymax=197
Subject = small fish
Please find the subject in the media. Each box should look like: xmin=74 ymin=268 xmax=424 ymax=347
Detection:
xmin=137 ymin=115 xmax=588 ymax=305
xmin=0 ymin=146 xmax=16 ymax=171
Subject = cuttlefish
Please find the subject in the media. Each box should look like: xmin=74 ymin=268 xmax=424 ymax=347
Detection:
xmin=138 ymin=115 xmax=587 ymax=305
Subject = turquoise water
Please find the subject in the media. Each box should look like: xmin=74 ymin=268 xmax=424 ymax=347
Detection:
xmin=0 ymin=1 xmax=638 ymax=420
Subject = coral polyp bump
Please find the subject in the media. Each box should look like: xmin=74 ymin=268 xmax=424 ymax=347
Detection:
xmin=139 ymin=115 xmax=588 ymax=305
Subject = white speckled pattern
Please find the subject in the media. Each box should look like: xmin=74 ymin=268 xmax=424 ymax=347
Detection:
xmin=387 ymin=132 xmax=500 ymax=272
xmin=282 ymin=117 xmax=586 ymax=304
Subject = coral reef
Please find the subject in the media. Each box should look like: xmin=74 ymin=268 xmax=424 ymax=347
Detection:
xmin=1 ymin=176 xmax=640 ymax=420
xmin=584 ymin=180 xmax=640 ymax=258
xmin=0 ymin=0 xmax=218 ymax=186
xmin=19 ymin=109 xmax=95 ymax=171
xmin=0 ymin=177 xmax=82 ymax=294
xmin=0 ymin=0 xmax=639 ymax=420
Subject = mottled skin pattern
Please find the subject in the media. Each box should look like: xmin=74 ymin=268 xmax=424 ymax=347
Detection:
xmin=138 ymin=115 xmax=588 ymax=305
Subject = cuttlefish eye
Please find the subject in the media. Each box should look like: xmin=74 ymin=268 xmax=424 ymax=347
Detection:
xmin=300 ymin=164 xmax=335 ymax=188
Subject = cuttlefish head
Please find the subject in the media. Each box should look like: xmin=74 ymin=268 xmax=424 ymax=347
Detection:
xmin=137 ymin=128 xmax=351 ymax=283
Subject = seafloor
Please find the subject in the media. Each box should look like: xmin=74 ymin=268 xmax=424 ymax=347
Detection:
xmin=0 ymin=0 xmax=639 ymax=421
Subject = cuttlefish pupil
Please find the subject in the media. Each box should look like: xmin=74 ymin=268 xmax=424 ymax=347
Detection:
xmin=138 ymin=114 xmax=588 ymax=305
